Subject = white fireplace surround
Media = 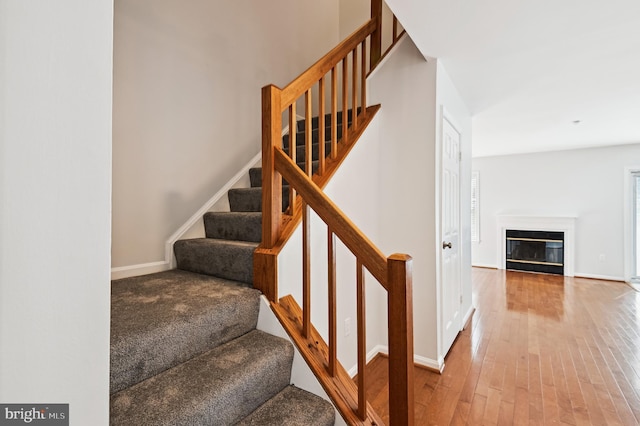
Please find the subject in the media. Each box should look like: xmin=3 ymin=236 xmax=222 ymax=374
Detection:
xmin=497 ymin=215 xmax=576 ymax=277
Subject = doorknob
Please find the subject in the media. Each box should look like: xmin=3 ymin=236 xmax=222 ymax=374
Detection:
xmin=443 ymin=241 xmax=452 ymax=249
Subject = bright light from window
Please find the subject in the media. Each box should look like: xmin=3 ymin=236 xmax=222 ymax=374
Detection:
xmin=471 ymin=171 xmax=480 ymax=243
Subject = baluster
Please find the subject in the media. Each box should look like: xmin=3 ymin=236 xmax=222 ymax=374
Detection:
xmin=288 ymin=103 xmax=297 ymax=214
xmin=356 ymin=260 xmax=367 ymax=420
xmin=318 ymin=76 xmax=326 ymax=175
xmin=305 ymin=90 xmax=312 ymax=177
xmin=361 ymin=40 xmax=367 ymax=120
xmin=370 ymin=0 xmax=382 ymax=68
xmin=331 ymin=67 xmax=338 ymax=160
xmin=302 ymin=202 xmax=311 ymax=338
xmin=387 ymin=254 xmax=415 ymax=426
xmin=342 ymin=58 xmax=348 ymax=143
xmin=328 ymin=228 xmax=337 ymax=377
xmin=352 ymin=48 xmax=358 ymax=129
xmin=393 ymin=15 xmax=398 ymax=42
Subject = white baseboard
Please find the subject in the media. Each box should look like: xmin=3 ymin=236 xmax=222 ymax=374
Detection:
xmin=164 ymin=152 xmax=263 ymax=269
xmin=347 ymin=345 xmax=444 ymax=376
xmin=111 ymin=261 xmax=171 ymax=280
xmin=415 ymin=353 xmax=444 ymax=372
xmin=111 ymin=152 xmax=264 ymax=280
xmin=462 ymin=305 xmax=475 ymax=329
xmin=347 ymin=345 xmax=388 ymax=378
xmin=472 ymin=263 xmax=498 ymax=269
xmin=112 ymin=119 xmax=308 ymax=281
xmin=163 ymin=124 xmax=294 ymax=270
xmin=574 ymin=272 xmax=625 ymax=282
xmin=473 ymin=264 xmax=624 ymax=283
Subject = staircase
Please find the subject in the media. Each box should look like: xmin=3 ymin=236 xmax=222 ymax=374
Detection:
xmin=109 ymin=115 xmax=349 ymax=425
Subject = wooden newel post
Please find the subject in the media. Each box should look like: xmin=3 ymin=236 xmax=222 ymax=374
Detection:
xmin=255 ymin=84 xmax=283 ymax=303
xmin=261 ymin=84 xmax=283 ymax=248
xmin=387 ymin=253 xmax=415 ymax=426
xmin=370 ymin=0 xmax=383 ymax=68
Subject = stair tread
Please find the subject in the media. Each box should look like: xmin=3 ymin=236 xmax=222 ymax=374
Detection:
xmin=237 ymin=385 xmax=335 ymax=426
xmin=178 ymin=237 xmax=259 ymax=248
xmin=204 ymin=211 xmax=262 ymax=217
xmin=110 ymin=330 xmax=294 ymax=426
xmin=110 ymin=270 xmax=260 ymax=394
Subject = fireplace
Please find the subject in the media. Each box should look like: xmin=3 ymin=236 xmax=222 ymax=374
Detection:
xmin=506 ymin=230 xmax=564 ymax=275
xmin=496 ymin=216 xmax=576 ymax=277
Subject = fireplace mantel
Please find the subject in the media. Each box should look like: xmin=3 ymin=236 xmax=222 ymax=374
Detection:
xmin=496 ymin=216 xmax=576 ymax=277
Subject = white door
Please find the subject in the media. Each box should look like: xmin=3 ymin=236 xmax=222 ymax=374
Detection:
xmin=441 ymin=116 xmax=462 ymax=356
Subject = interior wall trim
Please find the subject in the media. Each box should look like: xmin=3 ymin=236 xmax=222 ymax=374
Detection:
xmin=111 ymin=261 xmax=170 ymax=281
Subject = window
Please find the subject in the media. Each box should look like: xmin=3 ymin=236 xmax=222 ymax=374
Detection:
xmin=471 ymin=171 xmax=480 ymax=242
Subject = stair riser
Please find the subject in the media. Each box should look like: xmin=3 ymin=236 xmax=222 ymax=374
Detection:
xmin=296 ymin=108 xmax=360 ymax=132
xmin=286 ymin=141 xmax=332 ymax=162
xmin=204 ymin=212 xmax=262 ymax=243
xmin=283 ymin=126 xmax=342 ymax=148
xmin=228 ymin=187 xmax=290 ymax=212
xmin=174 ymin=239 xmax=256 ymax=284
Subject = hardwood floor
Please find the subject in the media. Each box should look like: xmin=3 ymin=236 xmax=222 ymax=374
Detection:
xmin=363 ymin=268 xmax=640 ymax=425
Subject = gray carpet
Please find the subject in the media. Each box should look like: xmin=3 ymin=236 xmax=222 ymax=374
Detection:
xmin=111 ymin=330 xmax=294 ymax=425
xmin=174 ymin=238 xmax=258 ymax=284
xmin=110 ymin=113 xmax=344 ymax=425
xmin=204 ymin=211 xmax=262 ymax=243
xmin=236 ymin=385 xmax=335 ymax=426
xmin=110 ymin=270 xmax=260 ymax=394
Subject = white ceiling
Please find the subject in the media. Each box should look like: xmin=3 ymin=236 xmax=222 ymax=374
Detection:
xmin=390 ymin=0 xmax=640 ymax=157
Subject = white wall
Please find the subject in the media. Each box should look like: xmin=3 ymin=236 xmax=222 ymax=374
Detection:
xmin=368 ymin=36 xmax=439 ymax=365
xmin=472 ymin=143 xmax=640 ymax=281
xmin=339 ymin=0 xmax=402 ymax=55
xmin=339 ymin=0 xmax=369 ymax=40
xmin=0 ymin=1 xmax=112 ymax=424
xmin=112 ymin=0 xmax=340 ymax=268
xmin=369 ymin=35 xmax=472 ymax=368
xmin=274 ymin=31 xmax=468 ymax=385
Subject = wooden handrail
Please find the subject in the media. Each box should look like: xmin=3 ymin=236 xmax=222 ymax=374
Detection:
xmin=274 ymin=148 xmax=388 ymax=287
xmin=255 ymin=2 xmax=413 ymax=424
xmin=281 ymin=20 xmax=377 ymax=107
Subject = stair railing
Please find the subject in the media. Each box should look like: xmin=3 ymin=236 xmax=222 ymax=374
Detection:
xmin=257 ymin=1 xmax=404 ymax=288
xmin=272 ymin=151 xmax=415 ymax=425
xmin=254 ymin=1 xmax=412 ymax=425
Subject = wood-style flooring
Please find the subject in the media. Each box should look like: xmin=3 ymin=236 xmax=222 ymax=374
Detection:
xmin=363 ymin=268 xmax=640 ymax=425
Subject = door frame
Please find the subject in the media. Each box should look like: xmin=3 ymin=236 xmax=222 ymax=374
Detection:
xmin=436 ymin=106 xmax=463 ymax=364
xmin=624 ymin=166 xmax=640 ymax=282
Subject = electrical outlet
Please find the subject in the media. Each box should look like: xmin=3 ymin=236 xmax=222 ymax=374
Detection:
xmin=599 ymin=254 xmax=606 ymax=262
xmin=344 ymin=318 xmax=351 ymax=337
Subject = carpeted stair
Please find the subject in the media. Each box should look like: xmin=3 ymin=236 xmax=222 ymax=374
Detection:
xmin=109 ymin=112 xmax=352 ymax=425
